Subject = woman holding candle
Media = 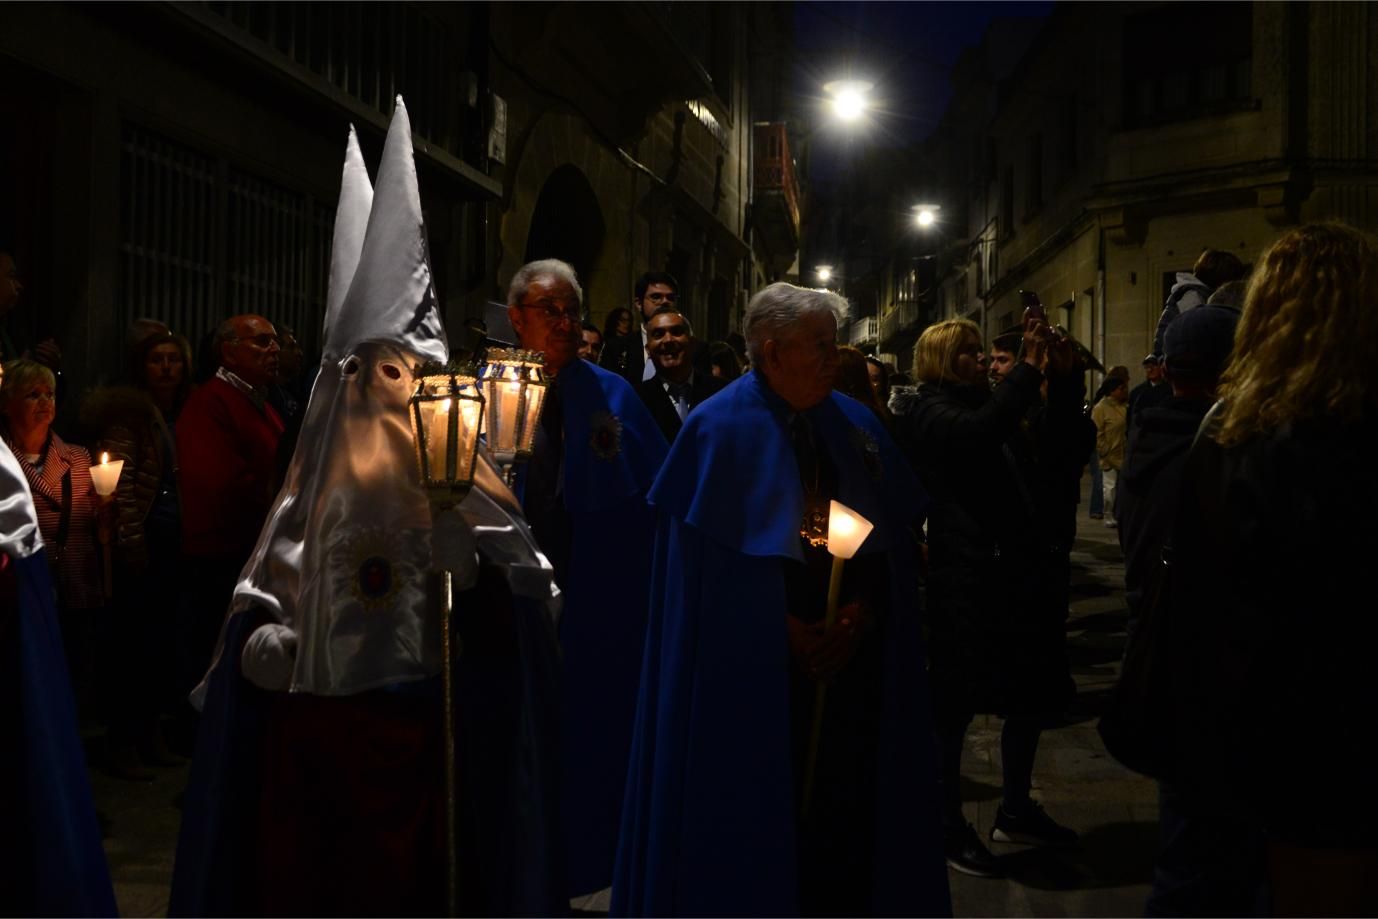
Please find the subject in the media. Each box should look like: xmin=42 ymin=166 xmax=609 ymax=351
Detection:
xmin=1 ymin=358 xmax=111 ymax=714
xmin=81 ymin=326 xmax=194 ymax=777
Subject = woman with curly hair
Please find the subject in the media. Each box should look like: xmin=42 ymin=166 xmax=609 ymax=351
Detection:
xmin=1163 ymin=223 xmax=1378 ymax=915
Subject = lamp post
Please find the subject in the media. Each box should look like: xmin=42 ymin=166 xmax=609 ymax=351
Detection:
xmin=476 ymin=348 xmax=548 ymax=486
xmin=801 ymin=499 xmax=874 ymax=816
xmin=407 ymin=360 xmax=485 ymax=917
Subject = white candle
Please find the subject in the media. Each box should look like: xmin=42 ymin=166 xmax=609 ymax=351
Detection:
xmin=90 ymin=451 xmax=125 ymax=497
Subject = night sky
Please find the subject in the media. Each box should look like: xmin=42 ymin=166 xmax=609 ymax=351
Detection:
xmin=794 ymin=1 xmax=1054 ymax=181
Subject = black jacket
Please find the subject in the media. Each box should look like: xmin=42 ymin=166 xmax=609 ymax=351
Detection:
xmin=634 ymin=372 xmax=727 ymax=443
xmin=1163 ymin=418 xmax=1378 ymax=847
xmin=892 ymin=364 xmax=1074 ymax=715
xmin=599 ymin=331 xmax=645 ymax=386
xmin=1116 ymin=396 xmax=1212 ymax=636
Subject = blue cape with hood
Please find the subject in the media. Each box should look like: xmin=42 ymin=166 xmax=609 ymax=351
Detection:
xmin=515 ymin=356 xmax=668 ymax=897
xmin=612 ymin=370 xmax=951 ymax=916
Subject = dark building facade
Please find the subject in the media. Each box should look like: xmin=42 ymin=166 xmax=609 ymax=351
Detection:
xmin=2 ymin=1 xmax=798 ymax=401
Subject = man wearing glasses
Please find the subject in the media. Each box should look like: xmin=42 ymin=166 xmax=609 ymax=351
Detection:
xmin=506 ymin=259 xmax=668 ymax=900
xmin=600 ymin=270 xmax=680 ymax=385
xmin=175 ymin=313 xmax=286 ymax=712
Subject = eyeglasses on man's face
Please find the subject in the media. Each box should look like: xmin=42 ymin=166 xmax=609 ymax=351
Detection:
xmin=520 ymin=298 xmax=582 ymax=325
xmin=237 ymin=333 xmax=281 ymax=349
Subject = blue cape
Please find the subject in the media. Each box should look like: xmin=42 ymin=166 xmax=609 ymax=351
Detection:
xmin=517 ymin=358 xmax=669 ymax=896
xmin=4 ymin=550 xmax=117 ymax=917
xmin=613 ymin=371 xmax=951 ymax=916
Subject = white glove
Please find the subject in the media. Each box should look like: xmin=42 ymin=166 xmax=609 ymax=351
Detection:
xmin=241 ymin=623 xmax=298 ymax=691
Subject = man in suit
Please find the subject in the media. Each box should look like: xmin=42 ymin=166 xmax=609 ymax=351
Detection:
xmin=599 ymin=271 xmax=679 ymax=384
xmin=634 ymin=306 xmax=727 ymax=443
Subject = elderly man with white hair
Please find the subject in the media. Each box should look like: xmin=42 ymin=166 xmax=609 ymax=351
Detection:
xmin=505 ymin=258 xmax=669 ymax=900
xmin=613 ymin=282 xmax=950 ymax=916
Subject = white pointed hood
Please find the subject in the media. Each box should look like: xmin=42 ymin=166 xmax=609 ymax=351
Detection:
xmin=196 ymin=100 xmax=556 ymax=701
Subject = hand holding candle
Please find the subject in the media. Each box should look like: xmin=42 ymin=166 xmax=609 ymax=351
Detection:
xmin=90 ymin=451 xmax=125 ymax=499
xmin=802 ymin=499 xmax=873 ymax=817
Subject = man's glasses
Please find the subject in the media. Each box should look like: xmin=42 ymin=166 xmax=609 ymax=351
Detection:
xmin=237 ymin=334 xmax=281 ymax=349
xmin=520 ymin=299 xmax=582 ymax=325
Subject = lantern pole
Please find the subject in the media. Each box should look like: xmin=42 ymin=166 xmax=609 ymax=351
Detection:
xmin=408 ymin=361 xmax=484 ymax=917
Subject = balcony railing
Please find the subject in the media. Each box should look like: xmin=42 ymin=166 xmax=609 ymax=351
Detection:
xmin=848 ymin=316 xmax=877 ymax=347
xmin=753 ymin=122 xmax=800 ymax=232
xmin=880 ymin=299 xmax=920 ymax=346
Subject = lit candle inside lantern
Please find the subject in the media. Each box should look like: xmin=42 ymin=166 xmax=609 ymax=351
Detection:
xmin=90 ymin=451 xmax=125 ymax=497
xmin=424 ymin=399 xmax=452 ymax=482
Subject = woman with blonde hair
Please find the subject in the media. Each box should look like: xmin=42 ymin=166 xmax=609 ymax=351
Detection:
xmin=1 ymin=358 xmax=111 ymax=712
xmin=1163 ymin=222 xmax=1378 ymax=915
xmin=892 ymin=314 xmax=1085 ymax=875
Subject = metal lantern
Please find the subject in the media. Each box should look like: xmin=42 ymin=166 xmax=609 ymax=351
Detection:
xmin=477 ymin=348 xmax=548 ymax=477
xmin=409 ymin=361 xmax=486 ymax=505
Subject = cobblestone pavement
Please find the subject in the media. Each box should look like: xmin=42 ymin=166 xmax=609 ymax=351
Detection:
xmin=95 ymin=488 xmax=1152 ymax=918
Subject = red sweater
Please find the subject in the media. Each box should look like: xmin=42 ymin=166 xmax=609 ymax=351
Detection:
xmin=176 ymin=377 xmax=284 ymax=559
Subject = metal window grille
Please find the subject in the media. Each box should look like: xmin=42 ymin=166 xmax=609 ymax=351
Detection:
xmin=119 ymin=126 xmax=217 ymax=353
xmin=119 ymin=123 xmax=331 ymax=363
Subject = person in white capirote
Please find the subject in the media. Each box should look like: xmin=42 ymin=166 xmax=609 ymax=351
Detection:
xmin=170 ymin=98 xmax=564 ymax=918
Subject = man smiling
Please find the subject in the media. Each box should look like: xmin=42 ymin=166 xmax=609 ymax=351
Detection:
xmin=634 ymin=306 xmax=726 ymax=442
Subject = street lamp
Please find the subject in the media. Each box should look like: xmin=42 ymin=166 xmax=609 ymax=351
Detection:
xmin=913 ymin=203 xmax=941 ymax=229
xmin=816 ymin=265 xmax=834 ymax=284
xmin=823 ymin=79 xmax=874 ymax=123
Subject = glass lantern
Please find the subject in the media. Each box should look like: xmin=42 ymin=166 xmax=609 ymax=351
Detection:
xmin=477 ymin=348 xmax=548 ymax=479
xmin=408 ymin=361 xmax=486 ymax=506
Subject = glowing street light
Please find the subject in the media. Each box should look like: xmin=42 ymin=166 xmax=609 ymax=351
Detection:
xmin=913 ymin=203 xmax=941 ymax=229
xmin=815 ymin=265 xmax=834 ymax=284
xmin=823 ymin=79 xmax=874 ymax=123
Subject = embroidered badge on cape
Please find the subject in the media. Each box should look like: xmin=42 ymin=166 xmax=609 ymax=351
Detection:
xmin=851 ymin=426 xmax=883 ymax=482
xmin=590 ymin=410 xmax=623 ymax=461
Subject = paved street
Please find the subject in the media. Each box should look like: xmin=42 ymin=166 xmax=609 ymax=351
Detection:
xmin=94 ymin=485 xmax=1154 ymax=918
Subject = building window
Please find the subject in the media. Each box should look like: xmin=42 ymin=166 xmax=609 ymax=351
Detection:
xmin=119 ymin=123 xmax=331 ymax=357
xmin=1122 ymin=2 xmax=1253 ymax=128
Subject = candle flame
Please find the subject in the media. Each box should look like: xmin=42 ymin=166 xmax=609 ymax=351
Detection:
xmin=100 ymin=451 xmax=109 ymax=465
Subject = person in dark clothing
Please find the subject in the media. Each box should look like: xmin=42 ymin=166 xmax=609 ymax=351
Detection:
xmin=892 ymin=314 xmax=1079 ymax=879
xmin=599 ymin=271 xmax=679 ymax=385
xmin=633 ymin=306 xmax=726 ymax=443
xmin=989 ymin=326 xmax=1097 ymax=644
xmin=1115 ymin=304 xmax=1264 ymax=916
xmin=1157 ymin=224 xmax=1378 ymax=916
xmin=1128 ymin=353 xmax=1171 ymax=430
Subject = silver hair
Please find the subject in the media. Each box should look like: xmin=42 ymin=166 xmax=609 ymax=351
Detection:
xmin=743 ymin=282 xmax=849 ymax=365
xmin=506 ymin=259 xmax=585 ymax=310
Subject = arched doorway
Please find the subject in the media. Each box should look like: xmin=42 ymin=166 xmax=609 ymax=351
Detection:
xmin=524 ymin=164 xmax=606 ymax=291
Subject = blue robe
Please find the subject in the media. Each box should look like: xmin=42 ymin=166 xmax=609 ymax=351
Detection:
xmin=612 ymin=371 xmax=951 ymax=916
xmin=2 ymin=550 xmax=118 ymax=917
xmin=515 ymin=358 xmax=669 ymax=896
